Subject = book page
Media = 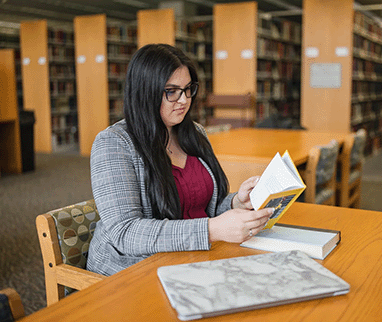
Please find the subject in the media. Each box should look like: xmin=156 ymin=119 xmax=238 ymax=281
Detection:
xmin=282 ymin=151 xmax=304 ymax=184
xmin=250 ymin=152 xmax=304 ymax=210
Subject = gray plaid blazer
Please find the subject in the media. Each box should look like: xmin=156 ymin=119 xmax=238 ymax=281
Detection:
xmin=87 ymin=120 xmax=235 ymax=276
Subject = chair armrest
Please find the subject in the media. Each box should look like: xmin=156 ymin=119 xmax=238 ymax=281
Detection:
xmin=56 ymin=264 xmax=106 ymax=291
xmin=1 ymin=288 xmax=25 ymax=320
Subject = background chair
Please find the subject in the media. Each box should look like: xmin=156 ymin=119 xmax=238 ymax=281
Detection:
xmin=0 ymin=288 xmax=25 ymax=321
xmin=36 ymin=199 xmax=106 ymax=306
xmin=336 ymin=129 xmax=367 ymax=208
xmin=301 ymin=140 xmax=340 ymax=205
xmin=205 ymin=93 xmax=255 ymax=128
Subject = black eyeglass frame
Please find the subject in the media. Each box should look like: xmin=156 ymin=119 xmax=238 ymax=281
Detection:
xmin=163 ymin=82 xmax=199 ymax=102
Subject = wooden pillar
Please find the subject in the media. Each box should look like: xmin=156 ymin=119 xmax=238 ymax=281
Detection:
xmin=301 ymin=0 xmax=353 ymax=133
xmin=137 ymin=9 xmax=175 ymax=48
xmin=20 ymin=20 xmax=52 ymax=152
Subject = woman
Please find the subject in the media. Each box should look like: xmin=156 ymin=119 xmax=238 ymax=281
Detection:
xmin=87 ymin=44 xmax=273 ymax=276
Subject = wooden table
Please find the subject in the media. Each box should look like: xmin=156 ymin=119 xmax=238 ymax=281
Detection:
xmin=22 ymin=202 xmax=382 ymax=322
xmin=207 ymin=128 xmax=349 ymax=191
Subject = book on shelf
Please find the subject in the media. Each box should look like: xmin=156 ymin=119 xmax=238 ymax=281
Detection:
xmin=157 ymin=250 xmax=350 ymax=321
xmin=241 ymin=223 xmax=341 ymax=260
xmin=249 ymin=150 xmax=306 ymax=229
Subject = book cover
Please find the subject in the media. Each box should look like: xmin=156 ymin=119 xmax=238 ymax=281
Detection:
xmin=241 ymin=223 xmax=341 ymax=260
xmin=249 ymin=150 xmax=306 ymax=229
xmin=157 ymin=250 xmax=350 ymax=321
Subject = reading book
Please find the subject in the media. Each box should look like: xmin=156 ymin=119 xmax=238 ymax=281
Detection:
xmin=241 ymin=223 xmax=341 ymax=260
xmin=249 ymin=150 xmax=306 ymax=229
xmin=157 ymin=250 xmax=350 ymax=321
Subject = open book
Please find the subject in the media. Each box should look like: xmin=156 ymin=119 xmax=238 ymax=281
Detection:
xmin=249 ymin=151 xmax=306 ymax=229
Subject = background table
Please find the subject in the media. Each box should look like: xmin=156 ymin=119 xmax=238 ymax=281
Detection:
xmin=207 ymin=128 xmax=349 ymax=192
xmin=22 ymin=202 xmax=382 ymax=322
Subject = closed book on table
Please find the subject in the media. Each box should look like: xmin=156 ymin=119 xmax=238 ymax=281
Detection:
xmin=157 ymin=250 xmax=349 ymax=321
xmin=241 ymin=223 xmax=341 ymax=260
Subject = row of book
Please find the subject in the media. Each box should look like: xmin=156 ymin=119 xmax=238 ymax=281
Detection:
xmin=187 ymin=21 xmax=213 ymax=42
xmin=107 ymin=25 xmax=136 ymax=43
xmin=353 ymin=57 xmax=382 ymax=77
xmin=49 ymin=64 xmax=75 ymax=77
xmin=107 ymin=43 xmax=135 ymax=58
xmin=257 ymin=80 xmax=300 ymax=100
xmin=257 ymin=38 xmax=301 ymax=60
xmin=256 ymin=100 xmax=300 ymax=121
xmin=354 ymin=11 xmax=382 ymax=40
xmin=352 ymin=81 xmax=382 ymax=98
xmin=108 ymin=80 xmax=124 ymax=95
xmin=353 ymin=33 xmax=382 ymax=56
xmin=257 ymin=60 xmax=299 ymax=80
xmin=109 ymin=98 xmax=124 ymax=125
xmin=50 ymin=80 xmax=75 ymax=96
xmin=48 ymin=29 xmax=74 ymax=44
xmin=351 ymin=101 xmax=381 ymax=125
xmin=48 ymin=45 xmax=75 ymax=59
xmin=51 ymin=129 xmax=78 ymax=152
xmin=177 ymin=42 xmax=213 ymax=62
xmin=258 ymin=16 xmax=301 ymax=44
xmin=108 ymin=62 xmax=128 ymax=77
xmin=51 ymin=113 xmax=77 ymax=131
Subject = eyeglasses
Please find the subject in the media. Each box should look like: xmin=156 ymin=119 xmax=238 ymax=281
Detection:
xmin=163 ymin=83 xmax=198 ymax=102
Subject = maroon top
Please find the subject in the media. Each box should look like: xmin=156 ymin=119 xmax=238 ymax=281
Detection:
xmin=172 ymin=156 xmax=214 ymax=219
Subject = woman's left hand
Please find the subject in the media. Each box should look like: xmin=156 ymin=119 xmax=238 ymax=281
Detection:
xmin=232 ymin=176 xmax=260 ymax=210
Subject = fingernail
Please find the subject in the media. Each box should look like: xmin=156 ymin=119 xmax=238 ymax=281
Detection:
xmin=270 ymin=208 xmax=275 ymax=214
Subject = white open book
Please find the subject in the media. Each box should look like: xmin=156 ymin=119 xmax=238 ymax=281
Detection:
xmin=249 ymin=150 xmax=306 ymax=229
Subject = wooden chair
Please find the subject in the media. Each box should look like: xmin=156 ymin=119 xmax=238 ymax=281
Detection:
xmin=36 ymin=199 xmax=106 ymax=306
xmin=302 ymin=140 xmax=340 ymax=205
xmin=205 ymin=93 xmax=255 ymax=128
xmin=336 ymin=129 xmax=367 ymax=208
xmin=0 ymin=288 xmax=25 ymax=321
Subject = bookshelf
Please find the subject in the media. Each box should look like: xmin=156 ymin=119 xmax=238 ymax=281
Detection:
xmin=256 ymin=14 xmax=301 ymax=124
xmin=0 ymin=49 xmax=22 ymax=174
xmin=20 ymin=20 xmax=78 ymax=153
xmin=176 ymin=16 xmax=213 ymax=122
xmin=352 ymin=10 xmax=382 ymax=155
xmin=74 ymin=14 xmax=137 ymax=156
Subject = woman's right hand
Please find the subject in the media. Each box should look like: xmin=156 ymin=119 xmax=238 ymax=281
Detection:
xmin=208 ymin=208 xmax=274 ymax=243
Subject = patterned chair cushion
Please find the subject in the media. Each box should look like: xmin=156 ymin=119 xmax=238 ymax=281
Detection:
xmin=0 ymin=293 xmax=13 ymax=322
xmin=47 ymin=200 xmax=100 ymax=269
xmin=316 ymin=140 xmax=340 ymax=185
xmin=315 ymin=187 xmax=335 ymax=205
xmin=350 ymin=129 xmax=366 ymax=167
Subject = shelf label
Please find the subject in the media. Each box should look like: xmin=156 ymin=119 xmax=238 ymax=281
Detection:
xmin=95 ymin=55 xmax=105 ymax=63
xmin=77 ymin=55 xmax=86 ymax=64
xmin=335 ymin=47 xmax=349 ymax=57
xmin=38 ymin=57 xmax=46 ymax=65
xmin=310 ymin=63 xmax=342 ymax=88
xmin=22 ymin=57 xmax=30 ymax=66
xmin=241 ymin=49 xmax=253 ymax=59
xmin=305 ymin=47 xmax=319 ymax=58
xmin=216 ymin=50 xmax=228 ymax=60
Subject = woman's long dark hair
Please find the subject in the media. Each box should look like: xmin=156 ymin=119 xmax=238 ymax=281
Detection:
xmin=124 ymin=44 xmax=228 ymax=220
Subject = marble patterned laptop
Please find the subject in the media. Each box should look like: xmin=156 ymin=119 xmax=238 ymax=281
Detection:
xmin=157 ymin=250 xmax=350 ymax=321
